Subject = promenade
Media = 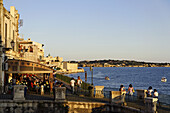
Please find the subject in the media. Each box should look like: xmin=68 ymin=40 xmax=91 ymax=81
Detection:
xmin=0 ymin=90 xmax=170 ymax=113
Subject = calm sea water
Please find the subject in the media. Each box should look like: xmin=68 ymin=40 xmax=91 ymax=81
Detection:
xmin=66 ymin=67 xmax=170 ymax=95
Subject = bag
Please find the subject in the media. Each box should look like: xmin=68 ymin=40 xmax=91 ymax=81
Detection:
xmin=133 ymin=89 xmax=135 ymax=92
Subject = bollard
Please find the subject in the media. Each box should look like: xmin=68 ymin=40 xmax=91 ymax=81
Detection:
xmin=41 ymin=85 xmax=44 ymax=95
xmin=145 ymin=97 xmax=158 ymax=113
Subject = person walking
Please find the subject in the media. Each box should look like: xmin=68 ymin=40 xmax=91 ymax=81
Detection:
xmin=77 ymin=76 xmax=82 ymax=93
xmin=70 ymin=78 xmax=75 ymax=94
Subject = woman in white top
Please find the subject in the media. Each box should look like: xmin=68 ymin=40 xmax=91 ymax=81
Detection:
xmin=76 ymin=76 xmax=82 ymax=93
xmin=77 ymin=76 xmax=82 ymax=88
xmin=70 ymin=78 xmax=75 ymax=93
xmin=154 ymin=89 xmax=158 ymax=98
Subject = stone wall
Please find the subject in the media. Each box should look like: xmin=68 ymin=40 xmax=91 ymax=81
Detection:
xmin=0 ymin=99 xmax=158 ymax=113
xmin=67 ymin=101 xmax=142 ymax=113
xmin=0 ymin=100 xmax=68 ymax=113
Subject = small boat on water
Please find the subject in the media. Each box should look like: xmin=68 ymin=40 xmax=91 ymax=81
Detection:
xmin=105 ymin=76 xmax=110 ymax=80
xmin=161 ymin=77 xmax=167 ymax=82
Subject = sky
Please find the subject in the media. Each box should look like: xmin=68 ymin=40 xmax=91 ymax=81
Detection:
xmin=3 ymin=0 xmax=170 ymax=62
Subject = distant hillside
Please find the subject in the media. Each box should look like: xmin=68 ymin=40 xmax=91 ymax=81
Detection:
xmin=69 ymin=59 xmax=170 ymax=67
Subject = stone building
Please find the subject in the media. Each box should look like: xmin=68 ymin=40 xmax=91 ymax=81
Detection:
xmin=0 ymin=0 xmax=20 ymax=58
xmin=63 ymin=62 xmax=78 ymax=72
xmin=43 ymin=55 xmax=63 ymax=69
xmin=0 ymin=0 xmax=20 ymax=93
xmin=18 ymin=38 xmax=44 ymax=62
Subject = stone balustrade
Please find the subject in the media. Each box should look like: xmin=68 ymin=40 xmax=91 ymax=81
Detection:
xmin=136 ymin=89 xmax=147 ymax=99
xmin=110 ymin=91 xmax=126 ymax=105
xmin=95 ymin=86 xmax=104 ymax=98
xmin=2 ymin=86 xmax=159 ymax=113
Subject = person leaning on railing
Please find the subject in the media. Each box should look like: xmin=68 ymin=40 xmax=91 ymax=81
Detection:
xmin=153 ymin=89 xmax=158 ymax=98
xmin=128 ymin=84 xmax=134 ymax=96
xmin=147 ymin=86 xmax=153 ymax=97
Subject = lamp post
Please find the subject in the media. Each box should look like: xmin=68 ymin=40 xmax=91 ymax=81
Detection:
xmin=90 ymin=66 xmax=93 ymax=85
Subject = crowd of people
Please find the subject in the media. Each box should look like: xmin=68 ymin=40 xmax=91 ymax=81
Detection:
xmin=6 ymin=74 xmax=51 ymax=95
xmin=5 ymin=74 xmax=83 ymax=96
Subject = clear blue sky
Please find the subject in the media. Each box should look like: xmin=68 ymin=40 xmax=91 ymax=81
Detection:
xmin=4 ymin=0 xmax=170 ymax=62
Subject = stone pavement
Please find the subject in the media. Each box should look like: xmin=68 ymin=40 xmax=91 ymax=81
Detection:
xmin=0 ymin=89 xmax=109 ymax=103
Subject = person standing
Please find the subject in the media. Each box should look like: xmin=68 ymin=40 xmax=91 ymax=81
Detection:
xmin=119 ymin=84 xmax=125 ymax=92
xmin=70 ymin=78 xmax=75 ymax=94
xmin=119 ymin=84 xmax=126 ymax=105
xmin=153 ymin=89 xmax=158 ymax=98
xmin=128 ymin=84 xmax=134 ymax=96
xmin=147 ymin=86 xmax=153 ymax=97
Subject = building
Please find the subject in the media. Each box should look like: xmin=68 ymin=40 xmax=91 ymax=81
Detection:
xmin=63 ymin=62 xmax=78 ymax=72
xmin=0 ymin=0 xmax=20 ymax=58
xmin=0 ymin=0 xmax=20 ymax=93
xmin=43 ymin=56 xmax=84 ymax=73
xmin=18 ymin=38 xmax=44 ymax=62
xmin=43 ymin=55 xmax=63 ymax=69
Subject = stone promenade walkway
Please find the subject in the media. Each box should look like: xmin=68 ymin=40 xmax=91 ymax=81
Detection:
xmin=0 ymin=90 xmax=109 ymax=103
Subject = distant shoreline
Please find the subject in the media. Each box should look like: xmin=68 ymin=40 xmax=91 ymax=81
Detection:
xmin=79 ymin=66 xmax=170 ymax=67
xmin=68 ymin=59 xmax=170 ymax=68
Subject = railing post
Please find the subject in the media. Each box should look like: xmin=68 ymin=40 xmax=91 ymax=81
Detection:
xmin=88 ymin=86 xmax=94 ymax=97
xmin=145 ymin=97 xmax=158 ymax=113
xmin=95 ymin=86 xmax=104 ymax=98
xmin=13 ymin=85 xmax=26 ymax=100
xmin=136 ymin=89 xmax=147 ymax=100
xmin=54 ymin=87 xmax=66 ymax=102
xmin=110 ymin=91 xmax=126 ymax=105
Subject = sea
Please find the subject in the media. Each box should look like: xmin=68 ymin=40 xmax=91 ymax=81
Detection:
xmin=65 ymin=67 xmax=170 ymax=96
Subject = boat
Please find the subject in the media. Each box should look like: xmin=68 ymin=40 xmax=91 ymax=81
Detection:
xmin=161 ymin=77 xmax=167 ymax=82
xmin=105 ymin=76 xmax=110 ymax=80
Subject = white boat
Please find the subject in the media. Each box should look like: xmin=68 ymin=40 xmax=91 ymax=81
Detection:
xmin=161 ymin=77 xmax=167 ymax=82
xmin=105 ymin=76 xmax=110 ymax=80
